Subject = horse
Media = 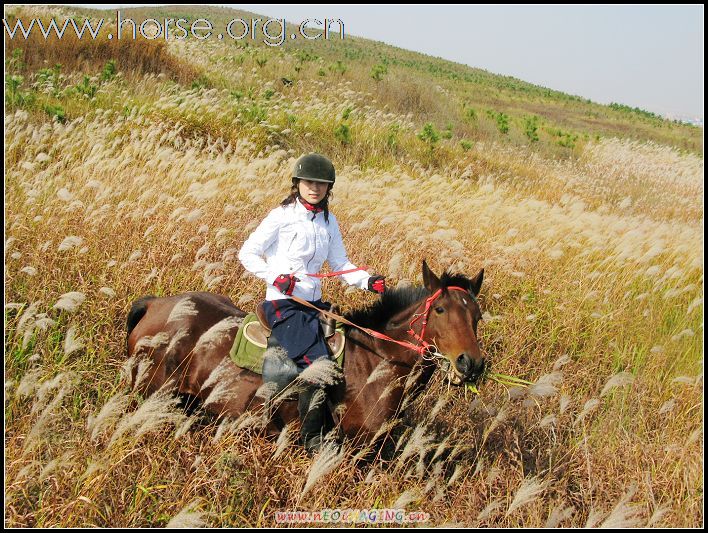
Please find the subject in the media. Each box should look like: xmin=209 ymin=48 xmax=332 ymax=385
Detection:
xmin=125 ymin=260 xmax=485 ymax=444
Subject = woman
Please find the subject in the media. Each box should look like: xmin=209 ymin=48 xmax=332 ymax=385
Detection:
xmin=238 ymin=153 xmax=385 ymax=453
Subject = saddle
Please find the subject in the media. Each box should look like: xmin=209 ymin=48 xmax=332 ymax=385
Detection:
xmin=231 ymin=303 xmax=345 ymax=374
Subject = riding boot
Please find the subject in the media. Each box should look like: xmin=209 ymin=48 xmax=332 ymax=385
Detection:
xmin=261 ymin=335 xmax=300 ymax=419
xmin=298 ymin=383 xmax=328 ymax=455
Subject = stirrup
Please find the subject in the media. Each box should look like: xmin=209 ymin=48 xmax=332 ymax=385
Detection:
xmin=320 ymin=304 xmax=339 ymax=338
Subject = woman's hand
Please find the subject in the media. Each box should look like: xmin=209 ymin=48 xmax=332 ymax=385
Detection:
xmin=274 ymin=273 xmax=300 ymax=295
xmin=367 ymin=275 xmax=386 ymax=294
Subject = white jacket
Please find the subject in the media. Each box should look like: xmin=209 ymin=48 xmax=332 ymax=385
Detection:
xmin=238 ymin=199 xmax=371 ymax=301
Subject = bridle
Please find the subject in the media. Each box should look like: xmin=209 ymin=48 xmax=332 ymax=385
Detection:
xmin=405 ymin=286 xmax=475 ymax=356
xmin=290 ymin=285 xmax=475 ymax=360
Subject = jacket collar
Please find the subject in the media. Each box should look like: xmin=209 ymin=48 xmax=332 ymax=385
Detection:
xmin=295 ymin=196 xmax=324 ymax=219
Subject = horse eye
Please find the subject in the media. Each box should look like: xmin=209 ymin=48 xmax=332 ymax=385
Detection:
xmin=435 ymin=306 xmax=445 ymax=314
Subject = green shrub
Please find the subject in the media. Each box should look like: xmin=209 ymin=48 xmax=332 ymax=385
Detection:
xmin=547 ymin=127 xmax=578 ymax=148
xmin=557 ymin=132 xmax=578 ymax=148
xmin=240 ymin=103 xmax=267 ymax=124
xmin=5 ymin=75 xmax=23 ymax=105
xmin=100 ymin=59 xmax=117 ymax=82
xmin=496 ymin=112 xmax=509 ymax=134
xmin=417 ymin=122 xmax=440 ymax=151
xmin=75 ymin=75 xmax=97 ymax=98
xmin=441 ymin=123 xmax=453 ymax=140
xmin=329 ymin=60 xmax=347 ymax=76
xmin=371 ymin=63 xmax=387 ymax=82
xmin=6 ymin=48 xmax=25 ymax=73
xmin=43 ymin=104 xmax=66 ymax=123
xmin=191 ymin=74 xmax=210 ymax=90
xmin=5 ymin=75 xmax=34 ymax=107
xmin=34 ymin=64 xmax=63 ymax=97
xmin=334 ymin=123 xmax=351 ymax=145
xmin=609 ymin=102 xmax=661 ymax=120
xmin=344 ymin=48 xmax=363 ymax=60
xmin=295 ymin=49 xmax=319 ymax=63
xmin=387 ymin=123 xmax=400 ymax=149
xmin=524 ymin=115 xmax=539 ymax=142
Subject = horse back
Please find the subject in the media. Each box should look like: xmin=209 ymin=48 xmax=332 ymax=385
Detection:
xmin=125 ymin=292 xmax=247 ymax=393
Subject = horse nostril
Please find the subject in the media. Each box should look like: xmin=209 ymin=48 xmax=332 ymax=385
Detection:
xmin=456 ymin=355 xmax=486 ymax=378
xmin=456 ymin=354 xmax=472 ymax=374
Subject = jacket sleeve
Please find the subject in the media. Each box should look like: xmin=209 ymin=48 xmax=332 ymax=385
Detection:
xmin=238 ymin=207 xmax=282 ymax=285
xmin=326 ymin=215 xmax=371 ymax=289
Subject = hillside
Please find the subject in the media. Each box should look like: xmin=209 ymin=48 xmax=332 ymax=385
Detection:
xmin=6 ymin=4 xmax=703 ymax=159
xmin=4 ymin=4 xmax=703 ymax=528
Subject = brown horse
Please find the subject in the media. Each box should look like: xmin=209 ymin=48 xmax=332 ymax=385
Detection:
xmin=125 ymin=261 xmax=485 ymax=444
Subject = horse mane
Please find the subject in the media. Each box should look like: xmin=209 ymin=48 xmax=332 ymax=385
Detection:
xmin=343 ymin=270 xmax=475 ymax=331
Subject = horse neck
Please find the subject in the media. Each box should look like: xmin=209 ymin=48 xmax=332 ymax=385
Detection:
xmin=348 ymin=295 xmax=426 ymax=361
xmin=341 ymin=297 xmax=432 ymax=388
xmin=340 ymin=323 xmax=436 ymax=436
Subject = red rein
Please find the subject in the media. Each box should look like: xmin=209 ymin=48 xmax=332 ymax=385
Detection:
xmin=303 ymin=266 xmax=370 ymax=279
xmin=291 ymin=284 xmax=472 ymax=357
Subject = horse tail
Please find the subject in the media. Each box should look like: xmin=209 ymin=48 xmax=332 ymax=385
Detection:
xmin=126 ymin=295 xmax=156 ymax=346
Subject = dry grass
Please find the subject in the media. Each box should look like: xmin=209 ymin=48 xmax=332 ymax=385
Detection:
xmin=4 ymin=4 xmax=703 ymax=528
xmin=4 ymin=6 xmax=200 ymax=83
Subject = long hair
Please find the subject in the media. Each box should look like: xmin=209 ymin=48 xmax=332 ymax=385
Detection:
xmin=280 ymin=178 xmax=333 ymax=223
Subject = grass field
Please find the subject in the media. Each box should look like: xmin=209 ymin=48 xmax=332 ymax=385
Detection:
xmin=4 ymin=5 xmax=703 ymax=527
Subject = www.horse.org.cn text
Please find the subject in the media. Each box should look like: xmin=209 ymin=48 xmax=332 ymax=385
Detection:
xmin=3 ymin=11 xmax=345 ymax=46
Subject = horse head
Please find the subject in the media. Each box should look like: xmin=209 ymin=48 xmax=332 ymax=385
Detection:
xmin=417 ymin=260 xmax=485 ymax=385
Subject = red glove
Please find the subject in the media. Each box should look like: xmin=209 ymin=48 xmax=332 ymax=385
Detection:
xmin=273 ymin=274 xmax=300 ymax=295
xmin=367 ymin=275 xmax=386 ymax=294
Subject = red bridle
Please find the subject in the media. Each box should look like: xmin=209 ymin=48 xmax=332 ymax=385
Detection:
xmin=291 ymin=285 xmax=474 ymax=357
xmin=406 ymin=286 xmax=474 ymax=354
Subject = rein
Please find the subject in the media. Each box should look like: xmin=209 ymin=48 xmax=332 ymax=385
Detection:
xmin=289 ymin=285 xmax=472 ymax=359
xmin=301 ymin=266 xmax=370 ymax=279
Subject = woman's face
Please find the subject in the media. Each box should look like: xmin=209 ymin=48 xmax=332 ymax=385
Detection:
xmin=298 ymin=179 xmax=329 ymax=204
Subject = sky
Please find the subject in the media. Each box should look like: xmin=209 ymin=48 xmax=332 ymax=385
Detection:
xmin=64 ymin=5 xmax=704 ymax=119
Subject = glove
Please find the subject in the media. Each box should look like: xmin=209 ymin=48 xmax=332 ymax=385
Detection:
xmin=273 ymin=273 xmax=300 ymax=295
xmin=367 ymin=275 xmax=386 ymax=294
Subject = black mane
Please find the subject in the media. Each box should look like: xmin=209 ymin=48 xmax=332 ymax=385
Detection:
xmin=343 ymin=271 xmax=476 ymax=331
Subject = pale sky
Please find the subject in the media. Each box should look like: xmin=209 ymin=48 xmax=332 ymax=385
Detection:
xmin=64 ymin=4 xmax=704 ymax=118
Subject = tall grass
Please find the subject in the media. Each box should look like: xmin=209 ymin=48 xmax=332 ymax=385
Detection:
xmin=4 ymin=4 xmax=703 ymax=528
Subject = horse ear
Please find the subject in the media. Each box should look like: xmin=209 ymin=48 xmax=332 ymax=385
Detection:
xmin=422 ymin=259 xmax=440 ymax=293
xmin=470 ymin=268 xmax=484 ymax=297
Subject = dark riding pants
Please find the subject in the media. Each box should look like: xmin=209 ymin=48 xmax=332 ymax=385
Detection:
xmin=262 ymin=299 xmax=331 ymax=369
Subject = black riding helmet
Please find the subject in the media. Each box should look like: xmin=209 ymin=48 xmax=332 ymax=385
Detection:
xmin=292 ymin=153 xmax=335 ymax=185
